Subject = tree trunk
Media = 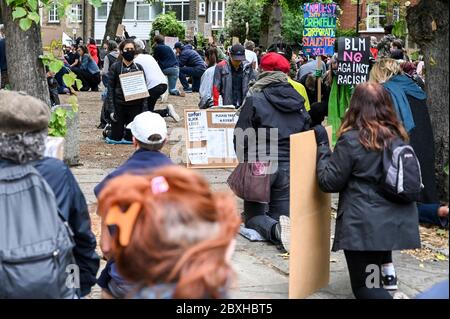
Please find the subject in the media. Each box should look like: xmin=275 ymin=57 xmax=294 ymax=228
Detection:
xmin=102 ymin=0 xmax=127 ymax=44
xmin=259 ymin=0 xmax=282 ymax=48
xmin=0 ymin=0 xmax=50 ymax=105
xmin=407 ymin=0 xmax=449 ymax=201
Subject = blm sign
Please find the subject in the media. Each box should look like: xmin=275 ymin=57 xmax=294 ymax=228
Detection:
xmin=336 ymin=37 xmax=371 ymax=85
xmin=302 ymin=2 xmax=337 ymax=56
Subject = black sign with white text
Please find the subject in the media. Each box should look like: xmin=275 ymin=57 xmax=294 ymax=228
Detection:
xmin=336 ymin=37 xmax=371 ymax=85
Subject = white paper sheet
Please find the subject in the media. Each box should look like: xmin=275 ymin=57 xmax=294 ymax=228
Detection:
xmin=207 ymin=128 xmax=227 ymax=158
xmin=186 ymin=111 xmax=208 ymax=142
xmin=211 ymin=112 xmax=238 ymax=124
xmin=226 ymin=128 xmax=237 ymax=159
xmin=187 ymin=147 xmax=208 ymax=165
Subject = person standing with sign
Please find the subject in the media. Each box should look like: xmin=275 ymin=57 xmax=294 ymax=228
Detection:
xmin=106 ymin=39 xmax=148 ymax=144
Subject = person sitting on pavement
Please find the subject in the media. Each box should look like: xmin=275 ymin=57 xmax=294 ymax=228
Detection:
xmin=314 ymin=82 xmax=421 ymax=299
xmin=198 ymin=47 xmax=218 ymax=109
xmin=71 ymin=45 xmax=101 ymax=91
xmin=95 ymin=111 xmax=173 ymax=298
xmin=174 ymin=42 xmax=207 ymax=93
xmin=134 ymin=39 xmax=180 ymax=122
xmin=233 ymin=52 xmax=310 ymax=249
xmin=153 ymin=35 xmax=183 ymax=96
xmin=213 ymin=44 xmax=256 ymax=108
xmin=105 ymin=39 xmax=148 ymax=144
xmin=97 ymin=166 xmax=240 ymax=299
xmin=0 ymin=90 xmax=100 ymax=298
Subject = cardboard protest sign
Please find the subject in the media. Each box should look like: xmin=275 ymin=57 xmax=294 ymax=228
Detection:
xmin=302 ymin=2 xmax=337 ymax=56
xmin=289 ymin=127 xmax=332 ymax=299
xmin=45 ymin=136 xmax=64 ymax=160
xmin=119 ymin=71 xmax=149 ymax=102
xmin=336 ymin=37 xmax=371 ymax=85
xmin=184 ymin=108 xmax=239 ymax=169
xmin=116 ymin=24 xmax=125 ymax=37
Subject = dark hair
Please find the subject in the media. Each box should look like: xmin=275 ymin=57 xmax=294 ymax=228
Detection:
xmin=119 ymin=39 xmax=136 ymax=52
xmin=137 ymin=134 xmax=165 ymax=151
xmin=390 ymin=49 xmax=404 ymax=60
xmin=205 ymin=48 xmax=218 ymax=68
xmin=391 ymin=39 xmax=403 ymax=50
xmin=107 ymin=40 xmax=118 ymax=52
xmin=154 ymin=35 xmax=164 ymax=45
xmin=384 ymin=24 xmax=394 ymax=34
xmin=339 ymin=82 xmax=409 ymax=151
xmin=78 ymin=45 xmax=89 ymax=55
xmin=89 ymin=38 xmax=96 ymax=45
xmin=267 ymin=43 xmax=293 ymax=61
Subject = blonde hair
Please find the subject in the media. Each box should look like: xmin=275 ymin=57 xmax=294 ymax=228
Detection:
xmin=369 ymin=58 xmax=402 ymax=83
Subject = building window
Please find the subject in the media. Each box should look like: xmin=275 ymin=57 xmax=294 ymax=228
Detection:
xmin=96 ymin=2 xmax=109 ymax=20
xmin=209 ymin=1 xmax=225 ymax=28
xmin=123 ymin=2 xmax=135 ymax=20
xmin=137 ymin=2 xmax=151 ymax=21
xmin=393 ymin=5 xmax=400 ymax=22
xmin=199 ymin=1 xmax=206 ymax=16
xmin=48 ymin=3 xmax=59 ymax=23
xmin=70 ymin=4 xmax=83 ymax=23
xmin=366 ymin=3 xmax=386 ymax=32
xmin=163 ymin=1 xmax=190 ymax=21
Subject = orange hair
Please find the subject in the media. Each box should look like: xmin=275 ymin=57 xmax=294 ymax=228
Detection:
xmin=97 ymin=166 xmax=241 ymax=299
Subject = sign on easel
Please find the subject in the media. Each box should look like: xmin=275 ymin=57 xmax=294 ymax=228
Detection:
xmin=119 ymin=71 xmax=149 ymax=102
xmin=184 ymin=108 xmax=239 ymax=169
xmin=289 ymin=128 xmax=332 ymax=299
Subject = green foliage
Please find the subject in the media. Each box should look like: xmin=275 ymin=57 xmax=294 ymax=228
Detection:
xmin=150 ymin=12 xmax=186 ymax=40
xmin=224 ymin=0 xmax=263 ymax=44
xmin=336 ymin=28 xmax=358 ymax=37
xmin=392 ymin=19 xmax=407 ymax=39
xmin=280 ymin=3 xmax=303 ymax=45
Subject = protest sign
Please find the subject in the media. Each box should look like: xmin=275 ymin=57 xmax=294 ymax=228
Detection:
xmin=184 ymin=108 xmax=239 ymax=169
xmin=45 ymin=136 xmax=64 ymax=160
xmin=119 ymin=71 xmax=149 ymax=102
xmin=337 ymin=37 xmax=371 ymax=85
xmin=289 ymin=127 xmax=332 ymax=299
xmin=302 ymin=2 xmax=337 ymax=56
xmin=164 ymin=36 xmax=179 ymax=50
xmin=116 ymin=24 xmax=125 ymax=37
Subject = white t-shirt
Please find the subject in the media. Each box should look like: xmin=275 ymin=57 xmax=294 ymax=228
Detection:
xmin=134 ymin=54 xmax=168 ymax=90
xmin=245 ymin=49 xmax=258 ymax=70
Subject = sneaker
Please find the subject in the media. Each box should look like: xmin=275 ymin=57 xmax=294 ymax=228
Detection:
xmin=279 ymin=215 xmax=291 ymax=253
xmin=167 ymin=104 xmax=181 ymax=122
xmin=183 ymin=87 xmax=193 ymax=93
xmin=382 ymin=274 xmax=398 ymax=290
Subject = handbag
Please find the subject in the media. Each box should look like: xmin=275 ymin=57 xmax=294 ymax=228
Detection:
xmin=227 ymin=161 xmax=271 ymax=203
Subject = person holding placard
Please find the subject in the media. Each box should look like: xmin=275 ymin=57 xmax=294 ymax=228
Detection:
xmin=106 ymin=39 xmax=149 ymax=144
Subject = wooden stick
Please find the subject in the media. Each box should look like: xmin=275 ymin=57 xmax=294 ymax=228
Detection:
xmin=317 ymin=56 xmax=322 ymax=103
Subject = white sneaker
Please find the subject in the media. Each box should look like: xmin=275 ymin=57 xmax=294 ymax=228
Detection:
xmin=167 ymin=104 xmax=180 ymax=122
xmin=279 ymin=215 xmax=291 ymax=253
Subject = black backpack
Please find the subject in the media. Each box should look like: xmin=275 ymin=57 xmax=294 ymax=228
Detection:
xmin=379 ymin=138 xmax=423 ymax=203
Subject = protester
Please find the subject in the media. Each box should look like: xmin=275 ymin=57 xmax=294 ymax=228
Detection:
xmin=174 ymin=42 xmax=207 ymax=93
xmin=97 ymin=166 xmax=240 ymax=299
xmin=94 ymin=111 xmax=173 ymax=298
xmin=212 ymin=44 xmax=255 ymax=108
xmin=400 ymin=61 xmax=425 ymax=90
xmin=105 ymin=39 xmax=148 ymax=144
xmin=46 ymin=67 xmax=61 ymax=106
xmin=296 ymin=55 xmax=327 ymax=83
xmin=370 ymin=36 xmax=379 ymax=60
xmin=370 ymin=58 xmax=447 ymax=228
xmin=377 ymin=24 xmax=397 ymax=58
xmin=0 ymin=90 xmax=99 ymax=298
xmin=314 ymin=82 xmax=421 ymax=299
xmin=72 ymin=45 xmax=101 ymax=91
xmin=65 ymin=44 xmax=80 ymax=68
xmin=98 ymin=40 xmax=119 ymax=129
xmin=87 ymin=38 xmax=99 ymax=65
xmin=233 ymin=52 xmax=310 ymax=249
xmin=0 ymin=24 xmax=8 ymax=89
xmin=134 ymin=39 xmax=180 ymax=122
xmin=198 ymin=47 xmax=218 ymax=109
xmin=153 ymin=35 xmax=182 ymax=96
xmin=390 ymin=39 xmax=407 ymax=61
xmin=244 ymin=40 xmax=258 ymax=71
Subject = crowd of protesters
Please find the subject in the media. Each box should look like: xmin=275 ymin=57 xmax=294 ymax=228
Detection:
xmin=0 ymin=20 xmax=448 ymax=300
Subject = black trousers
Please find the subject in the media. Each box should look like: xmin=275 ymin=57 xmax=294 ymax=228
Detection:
xmin=72 ymin=68 xmax=100 ymax=90
xmin=344 ymin=250 xmax=393 ymax=299
xmin=147 ymin=84 xmax=168 ymax=117
xmin=109 ymin=104 xmax=143 ymax=141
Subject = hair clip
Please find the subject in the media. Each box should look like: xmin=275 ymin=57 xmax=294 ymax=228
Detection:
xmin=151 ymin=176 xmax=169 ymax=194
xmin=105 ymin=202 xmax=142 ymax=246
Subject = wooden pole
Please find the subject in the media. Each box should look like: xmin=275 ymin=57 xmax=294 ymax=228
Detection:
xmin=317 ymin=56 xmax=322 ymax=103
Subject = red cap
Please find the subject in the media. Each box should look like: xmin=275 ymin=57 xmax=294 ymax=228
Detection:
xmin=260 ymin=52 xmax=290 ymax=74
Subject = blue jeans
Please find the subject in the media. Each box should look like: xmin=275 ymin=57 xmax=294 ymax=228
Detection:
xmin=243 ymin=162 xmax=290 ymax=244
xmin=162 ymin=67 xmax=180 ymax=95
xmin=179 ymin=66 xmax=205 ymax=92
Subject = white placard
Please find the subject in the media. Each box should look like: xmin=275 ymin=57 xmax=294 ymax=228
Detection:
xmin=164 ymin=36 xmax=179 ymax=50
xmin=188 ymin=147 xmax=208 ymax=165
xmin=226 ymin=128 xmax=237 ymax=159
xmin=207 ymin=128 xmax=227 ymax=158
xmin=186 ymin=111 xmax=208 ymax=141
xmin=44 ymin=136 xmax=65 ymax=160
xmin=119 ymin=71 xmax=149 ymax=102
xmin=211 ymin=112 xmax=238 ymax=125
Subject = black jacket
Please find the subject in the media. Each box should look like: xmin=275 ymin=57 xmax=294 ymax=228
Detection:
xmin=234 ymin=82 xmax=310 ymax=162
xmin=107 ymin=60 xmax=148 ymax=112
xmin=316 ymin=130 xmax=421 ymax=252
xmin=32 ymin=157 xmax=100 ymax=296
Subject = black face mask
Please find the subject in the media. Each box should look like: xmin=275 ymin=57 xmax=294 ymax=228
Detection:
xmin=122 ymin=50 xmax=135 ymax=62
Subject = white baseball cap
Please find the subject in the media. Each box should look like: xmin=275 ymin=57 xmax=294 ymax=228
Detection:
xmin=126 ymin=111 xmax=167 ymax=144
